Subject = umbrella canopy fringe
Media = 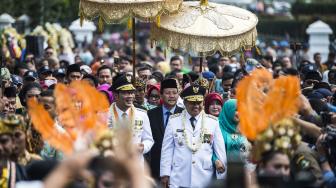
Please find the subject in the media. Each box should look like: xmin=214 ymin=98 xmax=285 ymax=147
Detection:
xmin=150 ymin=25 xmax=257 ymax=57
xmin=79 ymin=0 xmax=182 ymax=24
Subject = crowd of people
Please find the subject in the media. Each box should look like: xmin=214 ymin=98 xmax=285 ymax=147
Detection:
xmin=0 ymin=22 xmax=336 ymax=188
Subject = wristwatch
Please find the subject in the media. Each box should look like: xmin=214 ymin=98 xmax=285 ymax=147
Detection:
xmin=319 ymin=155 xmax=328 ymax=164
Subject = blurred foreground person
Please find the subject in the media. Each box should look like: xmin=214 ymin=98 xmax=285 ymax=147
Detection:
xmin=258 ymin=151 xmax=290 ymax=177
xmin=236 ymin=69 xmax=305 ymax=187
xmin=18 ymin=129 xmax=153 ymax=188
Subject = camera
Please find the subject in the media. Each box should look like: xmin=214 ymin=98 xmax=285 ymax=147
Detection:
xmin=223 ymin=91 xmax=229 ymax=99
xmin=320 ymin=112 xmax=332 ymax=126
xmin=321 ymin=125 xmax=336 ymax=166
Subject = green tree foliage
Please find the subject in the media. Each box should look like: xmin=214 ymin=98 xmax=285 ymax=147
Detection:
xmin=0 ymin=0 xmax=79 ymax=27
xmin=292 ymin=1 xmax=336 ymax=15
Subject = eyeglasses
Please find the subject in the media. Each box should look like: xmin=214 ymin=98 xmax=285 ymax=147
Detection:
xmin=149 ymin=94 xmax=160 ymax=99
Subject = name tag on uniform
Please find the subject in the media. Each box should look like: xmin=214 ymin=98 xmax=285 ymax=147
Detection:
xmin=134 ymin=120 xmax=143 ymax=130
xmin=176 ymin=129 xmax=184 ymax=132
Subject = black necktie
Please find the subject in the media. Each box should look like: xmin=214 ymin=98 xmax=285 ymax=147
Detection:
xmin=122 ymin=112 xmax=127 ymax=120
xmin=165 ymin=111 xmax=172 ymax=128
xmin=190 ymin=117 xmax=196 ymax=130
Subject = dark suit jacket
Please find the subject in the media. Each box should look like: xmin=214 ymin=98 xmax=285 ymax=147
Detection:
xmin=147 ymin=105 xmax=184 ymax=180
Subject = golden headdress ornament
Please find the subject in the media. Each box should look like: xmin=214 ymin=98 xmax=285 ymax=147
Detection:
xmin=194 ymin=77 xmax=209 ymax=89
xmin=133 ymin=77 xmax=146 ymax=89
xmin=0 ymin=114 xmax=25 ymax=134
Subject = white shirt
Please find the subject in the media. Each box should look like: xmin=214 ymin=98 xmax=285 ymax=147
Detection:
xmin=176 ymin=97 xmax=185 ymax=109
xmin=114 ymin=104 xmax=131 ymax=120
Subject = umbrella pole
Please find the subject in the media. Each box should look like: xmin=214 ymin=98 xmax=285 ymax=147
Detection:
xmin=132 ymin=17 xmax=136 ymax=79
xmin=199 ymin=55 xmax=203 ymax=75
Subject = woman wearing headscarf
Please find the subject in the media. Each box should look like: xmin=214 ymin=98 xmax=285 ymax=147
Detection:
xmin=213 ymin=99 xmax=250 ymax=169
xmin=97 ymin=84 xmax=114 ymax=105
xmin=146 ymin=84 xmax=161 ymax=107
xmin=204 ymin=93 xmax=223 ymax=117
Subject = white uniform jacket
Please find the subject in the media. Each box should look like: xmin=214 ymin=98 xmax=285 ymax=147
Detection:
xmin=160 ymin=110 xmax=227 ymax=188
xmin=108 ymin=103 xmax=154 ymax=155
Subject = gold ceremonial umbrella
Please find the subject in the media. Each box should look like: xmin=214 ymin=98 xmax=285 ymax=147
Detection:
xmin=79 ymin=0 xmax=182 ymax=77
xmin=150 ymin=0 xmax=258 ymax=72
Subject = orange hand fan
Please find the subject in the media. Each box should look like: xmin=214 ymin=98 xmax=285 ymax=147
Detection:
xmin=236 ymin=69 xmax=300 ymax=140
xmin=28 ymin=81 xmax=110 ymax=155
xmin=27 ymin=99 xmax=74 ymax=154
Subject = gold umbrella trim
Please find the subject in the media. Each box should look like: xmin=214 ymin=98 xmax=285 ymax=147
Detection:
xmin=151 ymin=24 xmax=257 ymax=56
xmin=80 ymin=0 xmax=182 ymax=24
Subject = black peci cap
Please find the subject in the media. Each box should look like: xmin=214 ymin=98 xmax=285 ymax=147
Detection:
xmin=66 ymin=64 xmax=81 ymax=76
xmin=160 ymin=78 xmax=178 ymax=92
xmin=4 ymin=86 xmax=17 ymax=98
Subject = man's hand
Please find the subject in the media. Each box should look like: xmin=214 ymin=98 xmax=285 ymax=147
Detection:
xmin=44 ymin=150 xmax=98 ymax=188
xmin=215 ymin=160 xmax=225 ymax=174
xmin=161 ymin=176 xmax=169 ymax=188
xmin=316 ymin=134 xmax=327 ymax=157
xmin=299 ymin=95 xmax=314 ymax=116
xmin=137 ymin=143 xmax=144 ymax=154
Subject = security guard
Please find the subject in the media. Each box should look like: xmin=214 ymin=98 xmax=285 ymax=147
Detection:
xmin=291 ymin=142 xmax=324 ymax=186
xmin=160 ymin=84 xmax=227 ymax=188
xmin=108 ymin=74 xmax=154 ymax=161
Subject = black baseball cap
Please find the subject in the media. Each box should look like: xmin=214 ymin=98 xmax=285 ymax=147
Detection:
xmin=23 ymin=71 xmax=38 ymax=81
xmin=38 ymin=66 xmax=52 ymax=75
xmin=53 ymin=69 xmax=66 ymax=77
xmin=11 ymin=75 xmax=23 ymax=86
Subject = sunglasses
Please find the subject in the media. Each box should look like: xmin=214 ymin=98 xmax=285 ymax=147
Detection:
xmin=305 ymin=79 xmax=319 ymax=85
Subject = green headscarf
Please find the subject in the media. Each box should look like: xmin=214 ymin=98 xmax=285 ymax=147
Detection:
xmin=218 ymin=99 xmax=247 ymax=161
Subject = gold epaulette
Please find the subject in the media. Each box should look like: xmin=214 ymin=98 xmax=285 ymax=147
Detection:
xmin=30 ymin=153 xmax=42 ymax=161
xmin=170 ymin=113 xmax=181 ymax=119
xmin=135 ymin=107 xmax=147 ymax=113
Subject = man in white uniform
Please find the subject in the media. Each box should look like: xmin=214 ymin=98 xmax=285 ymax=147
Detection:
xmin=160 ymin=84 xmax=227 ymax=188
xmin=108 ymin=74 xmax=154 ymax=158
